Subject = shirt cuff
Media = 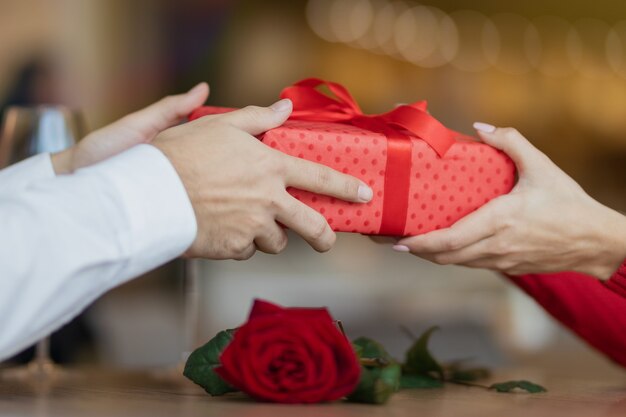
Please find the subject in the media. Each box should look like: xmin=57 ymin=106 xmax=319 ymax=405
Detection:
xmin=0 ymin=153 xmax=55 ymax=195
xmin=604 ymin=260 xmax=626 ymax=298
xmin=79 ymin=144 xmax=197 ymax=280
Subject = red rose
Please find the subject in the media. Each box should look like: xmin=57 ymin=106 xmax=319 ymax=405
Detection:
xmin=215 ymin=299 xmax=360 ymax=404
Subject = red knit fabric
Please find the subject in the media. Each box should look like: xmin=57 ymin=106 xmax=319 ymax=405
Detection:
xmin=508 ymin=259 xmax=626 ymax=367
xmin=605 ymin=261 xmax=626 ymax=298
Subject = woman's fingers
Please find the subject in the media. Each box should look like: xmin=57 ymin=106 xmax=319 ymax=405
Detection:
xmin=412 ymin=236 xmax=499 ymax=266
xmin=396 ymin=200 xmax=500 ymax=254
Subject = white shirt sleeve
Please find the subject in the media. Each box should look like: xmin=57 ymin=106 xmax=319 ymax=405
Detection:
xmin=0 ymin=144 xmax=197 ymax=361
xmin=0 ymin=153 xmax=56 ymax=195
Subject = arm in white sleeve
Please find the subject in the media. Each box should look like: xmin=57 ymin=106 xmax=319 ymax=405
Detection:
xmin=0 ymin=144 xmax=197 ymax=361
xmin=0 ymin=153 xmax=56 ymax=195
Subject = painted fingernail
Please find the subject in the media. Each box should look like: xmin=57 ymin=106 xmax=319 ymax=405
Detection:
xmin=358 ymin=185 xmax=373 ymax=202
xmin=473 ymin=122 xmax=496 ymax=133
xmin=392 ymin=245 xmax=410 ymax=253
xmin=270 ymin=99 xmax=292 ymax=112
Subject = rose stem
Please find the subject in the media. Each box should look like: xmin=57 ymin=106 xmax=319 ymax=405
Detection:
xmin=360 ymin=357 xmax=390 ymax=367
xmin=445 ymin=379 xmax=491 ymax=390
xmin=336 ymin=320 xmax=347 ymax=337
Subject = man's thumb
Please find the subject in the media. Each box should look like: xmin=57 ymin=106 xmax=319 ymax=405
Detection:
xmin=216 ymin=99 xmax=292 ymax=136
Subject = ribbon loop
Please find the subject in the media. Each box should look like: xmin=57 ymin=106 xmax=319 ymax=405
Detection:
xmin=285 ymin=78 xmax=362 ymax=114
xmin=280 ymin=78 xmax=468 ymax=157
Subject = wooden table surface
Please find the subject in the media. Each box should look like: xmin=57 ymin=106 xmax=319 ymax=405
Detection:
xmin=1 ymin=367 xmax=626 ymax=417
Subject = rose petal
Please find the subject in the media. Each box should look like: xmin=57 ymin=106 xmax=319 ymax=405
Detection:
xmin=217 ymin=303 xmax=360 ymax=403
xmin=249 ymin=299 xmax=284 ymax=319
xmin=286 ymin=307 xmax=334 ymax=322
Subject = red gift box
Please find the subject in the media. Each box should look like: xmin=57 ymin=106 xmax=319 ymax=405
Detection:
xmin=189 ymin=79 xmax=516 ymax=237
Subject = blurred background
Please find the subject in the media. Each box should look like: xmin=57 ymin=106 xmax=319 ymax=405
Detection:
xmin=1 ymin=0 xmax=625 ymax=376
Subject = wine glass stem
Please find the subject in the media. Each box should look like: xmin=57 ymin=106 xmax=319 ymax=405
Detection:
xmin=35 ymin=337 xmax=51 ymax=372
xmin=183 ymin=260 xmax=200 ymax=362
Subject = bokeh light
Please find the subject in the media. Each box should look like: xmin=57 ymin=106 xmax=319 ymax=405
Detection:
xmin=490 ymin=13 xmax=536 ymax=75
xmin=329 ymin=0 xmax=375 ymax=43
xmin=372 ymin=1 xmax=408 ymax=56
xmin=530 ymin=16 xmax=580 ymax=76
xmin=395 ymin=5 xmax=458 ymax=68
xmin=606 ymin=20 xmax=626 ymax=79
xmin=569 ymin=18 xmax=611 ymax=79
xmin=448 ymin=10 xmax=499 ymax=72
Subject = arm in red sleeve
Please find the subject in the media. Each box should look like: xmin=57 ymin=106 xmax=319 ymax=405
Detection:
xmin=605 ymin=261 xmax=626 ymax=298
xmin=507 ymin=259 xmax=626 ymax=368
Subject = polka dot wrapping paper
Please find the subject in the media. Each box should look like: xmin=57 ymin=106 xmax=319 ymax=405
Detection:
xmin=189 ymin=108 xmax=515 ymax=237
xmin=264 ymin=120 xmax=515 ymax=236
xmin=189 ymin=78 xmax=516 ymax=237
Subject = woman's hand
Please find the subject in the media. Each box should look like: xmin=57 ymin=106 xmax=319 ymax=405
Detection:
xmin=393 ymin=123 xmax=626 ymax=280
xmin=51 ymin=82 xmax=209 ymax=174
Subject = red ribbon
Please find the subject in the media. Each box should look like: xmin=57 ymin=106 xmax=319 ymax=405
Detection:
xmin=280 ymin=78 xmax=472 ymax=236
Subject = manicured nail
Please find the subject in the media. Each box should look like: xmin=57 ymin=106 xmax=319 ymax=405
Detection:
xmin=392 ymin=245 xmax=410 ymax=253
xmin=270 ymin=99 xmax=292 ymax=112
xmin=188 ymin=82 xmax=207 ymax=95
xmin=473 ymin=122 xmax=496 ymax=133
xmin=358 ymin=185 xmax=373 ymax=202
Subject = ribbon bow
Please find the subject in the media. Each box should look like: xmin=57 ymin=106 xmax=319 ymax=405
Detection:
xmin=280 ymin=78 xmax=471 ymax=158
xmin=281 ymin=78 xmax=471 ymax=236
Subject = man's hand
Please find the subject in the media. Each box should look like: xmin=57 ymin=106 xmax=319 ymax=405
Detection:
xmin=393 ymin=123 xmax=626 ymax=280
xmin=51 ymin=83 xmax=209 ymax=174
xmin=153 ymin=99 xmax=373 ymax=260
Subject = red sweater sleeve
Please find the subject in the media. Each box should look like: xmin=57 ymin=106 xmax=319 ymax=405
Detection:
xmin=508 ymin=260 xmax=626 ymax=367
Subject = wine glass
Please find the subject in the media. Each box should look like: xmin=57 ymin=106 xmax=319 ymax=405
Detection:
xmin=182 ymin=259 xmax=201 ymax=364
xmin=0 ymin=105 xmax=85 ymax=379
xmin=150 ymin=258 xmax=202 ymax=382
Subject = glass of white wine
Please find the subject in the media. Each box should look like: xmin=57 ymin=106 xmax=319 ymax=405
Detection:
xmin=0 ymin=105 xmax=84 ymax=379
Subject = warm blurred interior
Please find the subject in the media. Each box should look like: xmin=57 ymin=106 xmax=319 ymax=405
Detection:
xmin=2 ymin=0 xmax=626 ymax=376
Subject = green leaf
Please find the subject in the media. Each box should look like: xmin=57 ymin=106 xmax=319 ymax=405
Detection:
xmin=489 ymin=380 xmax=547 ymax=394
xmin=403 ymin=326 xmax=444 ymax=380
xmin=183 ymin=329 xmax=238 ymax=396
xmin=347 ymin=337 xmax=401 ymax=404
xmin=347 ymin=363 xmax=402 ymax=404
xmin=400 ymin=374 xmax=444 ymax=389
xmin=352 ymin=337 xmax=394 ymax=362
xmin=352 ymin=342 xmax=363 ymax=358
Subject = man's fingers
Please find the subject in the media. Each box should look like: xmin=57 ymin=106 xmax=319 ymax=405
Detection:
xmin=122 ymin=82 xmax=210 ymax=138
xmin=283 ymin=156 xmax=373 ymax=203
xmin=472 ymin=124 xmax=547 ymax=174
xmin=275 ymin=195 xmax=336 ymax=252
xmin=254 ymin=223 xmax=289 ymax=254
xmin=216 ymin=99 xmax=292 ymax=136
xmin=396 ymin=201 xmax=500 ymax=253
xmin=232 ymin=242 xmax=257 ymax=261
